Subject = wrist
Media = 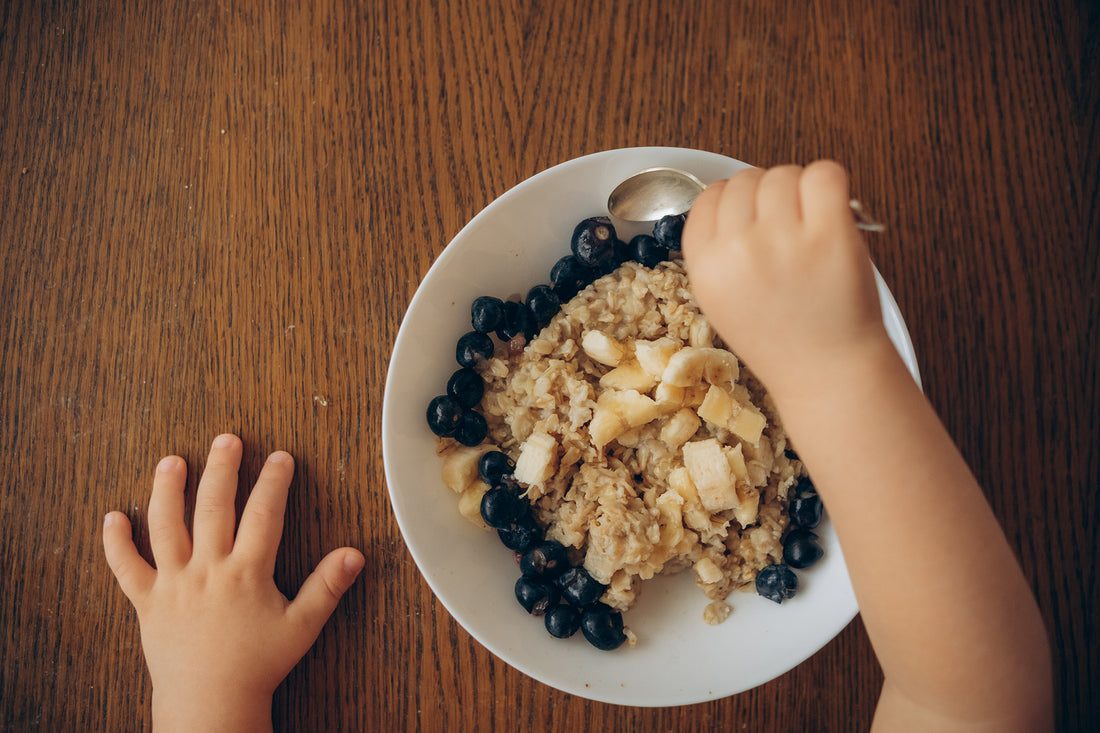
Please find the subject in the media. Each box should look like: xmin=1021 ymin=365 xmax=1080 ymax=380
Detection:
xmin=152 ymin=686 xmax=273 ymax=733
xmin=766 ymin=332 xmax=911 ymax=428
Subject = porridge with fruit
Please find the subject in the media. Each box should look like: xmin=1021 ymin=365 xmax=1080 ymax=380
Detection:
xmin=427 ymin=216 xmax=824 ymax=650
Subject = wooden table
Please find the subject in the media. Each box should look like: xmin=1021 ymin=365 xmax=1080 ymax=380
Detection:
xmin=2 ymin=1 xmax=1095 ymax=730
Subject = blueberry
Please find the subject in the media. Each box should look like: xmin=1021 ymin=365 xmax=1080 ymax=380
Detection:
xmin=628 ymin=234 xmax=668 ymax=268
xmin=480 ymin=485 xmax=526 ymax=528
xmin=570 ymin=217 xmax=617 ymax=269
xmin=471 ymin=295 xmax=505 ymax=333
xmin=426 ymin=395 xmax=463 ymax=437
xmin=515 ymin=576 xmax=558 ymax=616
xmin=496 ymin=300 xmax=535 ymax=342
xmin=755 ymin=564 xmax=798 ymax=603
xmin=520 ymin=540 xmax=569 ymax=578
xmin=446 ymin=367 xmax=484 ymax=409
xmin=652 ymin=213 xmax=686 ymax=249
xmin=497 ymin=514 xmax=541 ymax=552
xmin=477 ymin=450 xmax=515 ymax=486
xmin=783 ymin=528 xmax=824 ymax=569
xmin=557 ymin=566 xmax=606 ymax=607
xmin=456 ymin=331 xmax=494 ymax=368
xmin=525 ymin=284 xmax=561 ymax=329
xmin=789 ymin=494 xmax=823 ymax=529
xmin=544 ymin=604 xmax=582 ymax=639
xmin=792 ymin=476 xmax=817 ymax=499
xmin=453 ymin=409 xmax=487 ymax=446
xmin=550 ymin=254 xmax=597 ymax=301
xmin=580 ymin=603 xmax=627 ymax=650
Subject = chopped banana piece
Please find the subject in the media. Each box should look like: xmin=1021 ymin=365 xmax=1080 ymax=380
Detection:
xmin=694 ymin=556 xmax=724 ymax=584
xmin=660 ymin=407 xmax=701 ymax=449
xmin=457 ymin=481 xmax=491 ymax=528
xmin=589 ymin=389 xmax=661 ymax=448
xmin=696 ymin=384 xmax=737 ymax=429
xmin=513 ymin=430 xmax=559 ymax=486
xmin=653 ymin=382 xmax=686 ymax=408
xmin=689 ymin=316 xmax=716 ymax=348
xmin=440 ymin=443 xmax=493 ymax=494
xmin=730 ymin=405 xmax=767 ymax=444
xmin=633 ymin=337 xmax=680 ymax=377
xmin=682 ymin=438 xmax=740 ymax=513
xmin=581 ymin=330 xmax=625 ymax=366
xmin=661 ymin=346 xmax=740 ymax=388
xmin=599 ymin=358 xmax=658 ymax=391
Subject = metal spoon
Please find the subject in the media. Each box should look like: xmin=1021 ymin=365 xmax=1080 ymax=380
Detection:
xmin=607 ymin=166 xmax=885 ymax=232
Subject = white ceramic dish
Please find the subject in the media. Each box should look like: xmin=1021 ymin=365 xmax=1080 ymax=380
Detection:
xmin=382 ymin=147 xmax=921 ymax=706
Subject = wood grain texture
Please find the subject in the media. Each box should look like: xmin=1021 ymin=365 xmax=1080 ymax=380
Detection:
xmin=0 ymin=0 xmax=1095 ymax=730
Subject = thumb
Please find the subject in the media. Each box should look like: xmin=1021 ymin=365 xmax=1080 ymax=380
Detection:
xmin=287 ymin=547 xmax=365 ymax=637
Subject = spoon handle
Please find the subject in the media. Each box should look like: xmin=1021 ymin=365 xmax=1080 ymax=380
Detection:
xmin=849 ymin=199 xmax=885 ymax=232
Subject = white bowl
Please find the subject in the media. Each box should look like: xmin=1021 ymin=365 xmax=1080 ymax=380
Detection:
xmin=382 ymin=147 xmax=921 ymax=706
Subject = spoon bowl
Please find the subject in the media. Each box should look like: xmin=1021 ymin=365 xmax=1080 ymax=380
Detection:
xmin=607 ymin=167 xmax=705 ymax=222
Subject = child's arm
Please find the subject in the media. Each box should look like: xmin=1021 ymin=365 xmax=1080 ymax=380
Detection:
xmin=102 ymin=434 xmax=365 ymax=733
xmin=682 ymin=162 xmax=1053 ymax=731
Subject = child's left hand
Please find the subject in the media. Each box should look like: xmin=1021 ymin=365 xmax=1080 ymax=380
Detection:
xmin=103 ymin=434 xmax=365 ymax=732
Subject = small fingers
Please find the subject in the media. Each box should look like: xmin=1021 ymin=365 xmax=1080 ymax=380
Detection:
xmin=754 ymin=164 xmax=804 ymax=226
xmin=800 ymin=160 xmax=855 ymax=231
xmin=102 ymin=511 xmax=156 ymax=606
xmin=192 ymin=434 xmax=244 ymax=560
xmin=716 ymin=166 xmax=766 ymax=233
xmin=233 ymin=451 xmax=294 ymax=575
xmin=682 ymin=179 xmax=725 ymax=255
xmin=287 ymin=548 xmax=365 ymax=642
xmin=147 ymin=455 xmax=191 ymax=571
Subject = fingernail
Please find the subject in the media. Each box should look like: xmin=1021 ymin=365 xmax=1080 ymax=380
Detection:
xmin=343 ymin=552 xmax=365 ymax=577
xmin=213 ymin=434 xmax=236 ymax=448
xmin=268 ymin=451 xmax=292 ymax=465
xmin=157 ymin=456 xmax=178 ymax=472
xmin=103 ymin=513 xmax=115 ymax=528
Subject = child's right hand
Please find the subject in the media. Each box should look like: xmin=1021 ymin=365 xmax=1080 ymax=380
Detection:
xmin=681 ymin=161 xmax=892 ymax=400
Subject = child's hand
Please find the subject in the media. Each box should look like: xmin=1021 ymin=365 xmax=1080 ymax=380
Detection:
xmin=103 ymin=434 xmax=365 ymax=732
xmin=682 ymin=161 xmax=891 ymax=400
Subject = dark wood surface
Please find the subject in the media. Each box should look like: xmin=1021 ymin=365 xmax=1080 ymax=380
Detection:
xmin=2 ymin=1 xmax=1096 ymax=730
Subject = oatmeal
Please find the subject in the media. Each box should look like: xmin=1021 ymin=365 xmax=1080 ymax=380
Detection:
xmin=438 ymin=259 xmax=804 ymax=622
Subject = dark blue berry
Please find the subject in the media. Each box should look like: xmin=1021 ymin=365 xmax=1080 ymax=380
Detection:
xmin=557 ymin=566 xmax=606 ymax=607
xmin=570 ymin=217 xmax=617 ymax=269
xmin=477 ymin=450 xmax=514 ymax=486
xmin=580 ymin=603 xmax=627 ymax=650
xmin=544 ymin=604 xmax=582 ymax=638
xmin=628 ymin=234 xmax=668 ymax=268
xmin=453 ymin=409 xmax=487 ymax=446
xmin=515 ymin=576 xmax=558 ymax=616
xmin=520 ymin=541 xmax=569 ymax=578
xmin=446 ymin=367 xmax=484 ymax=409
xmin=789 ymin=494 xmax=823 ymax=529
xmin=525 ymin=284 xmax=561 ymax=329
xmin=456 ymin=331 xmax=494 ymax=368
xmin=426 ymin=395 xmax=463 ymax=437
xmin=550 ymin=255 xmax=597 ymax=302
xmin=496 ymin=300 xmax=535 ymax=342
xmin=653 ymin=213 xmax=686 ymax=249
xmin=755 ymin=564 xmax=798 ymax=603
xmin=471 ymin=295 xmax=505 ymax=333
xmin=792 ymin=476 xmax=817 ymax=499
xmin=497 ymin=514 xmax=541 ymax=551
xmin=480 ymin=485 xmax=526 ymax=528
xmin=783 ymin=528 xmax=823 ymax=569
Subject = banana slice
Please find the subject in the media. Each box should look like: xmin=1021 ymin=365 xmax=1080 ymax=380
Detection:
xmin=589 ymin=389 xmax=661 ymax=449
xmin=581 ymin=330 xmax=625 ymax=367
xmin=513 ymin=430 xmax=559 ymax=487
xmin=661 ymin=346 xmax=740 ymax=389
